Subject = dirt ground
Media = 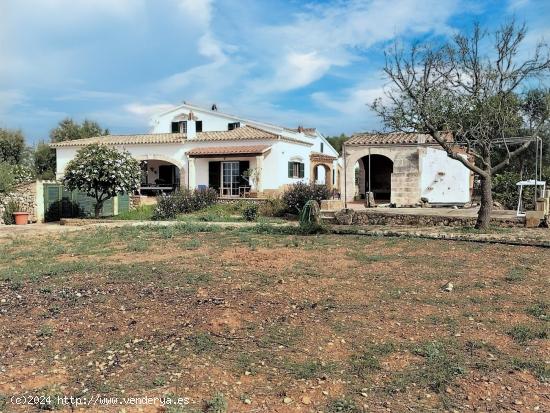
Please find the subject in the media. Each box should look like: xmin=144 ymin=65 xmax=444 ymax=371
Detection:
xmin=0 ymin=224 xmax=548 ymax=412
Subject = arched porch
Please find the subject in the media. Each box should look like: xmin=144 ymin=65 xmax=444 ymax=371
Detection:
xmin=134 ymin=154 xmax=185 ymax=195
xmin=310 ymin=153 xmax=337 ymax=190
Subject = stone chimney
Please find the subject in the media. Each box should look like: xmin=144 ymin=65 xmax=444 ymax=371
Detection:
xmin=297 ymin=125 xmax=304 ymax=133
xmin=187 ymin=111 xmax=197 ymax=139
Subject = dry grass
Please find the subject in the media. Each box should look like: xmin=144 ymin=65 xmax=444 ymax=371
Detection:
xmin=0 ymin=224 xmax=548 ymax=412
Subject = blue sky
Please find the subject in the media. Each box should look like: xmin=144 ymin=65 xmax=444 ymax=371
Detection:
xmin=1 ymin=0 xmax=549 ymax=144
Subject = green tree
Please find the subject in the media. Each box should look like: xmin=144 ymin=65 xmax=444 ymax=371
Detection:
xmin=0 ymin=128 xmax=26 ymax=165
xmin=326 ymin=134 xmax=349 ymax=155
xmin=63 ymin=144 xmax=141 ymax=218
xmin=49 ymin=118 xmax=109 ymax=143
xmin=372 ymin=22 xmax=550 ymax=229
xmin=0 ymin=162 xmax=15 ymax=198
xmin=34 ymin=141 xmax=56 ymax=180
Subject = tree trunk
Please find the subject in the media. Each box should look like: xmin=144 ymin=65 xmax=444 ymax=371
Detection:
xmin=476 ymin=174 xmax=492 ymax=230
xmin=94 ymin=201 xmax=103 ymax=219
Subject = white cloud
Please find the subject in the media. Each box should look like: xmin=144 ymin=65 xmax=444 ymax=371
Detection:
xmin=124 ymin=103 xmax=176 ymax=118
xmin=178 ymin=0 xmax=213 ymax=27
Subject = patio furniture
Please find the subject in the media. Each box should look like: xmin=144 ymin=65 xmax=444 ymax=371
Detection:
xmin=238 ymin=186 xmax=251 ymax=198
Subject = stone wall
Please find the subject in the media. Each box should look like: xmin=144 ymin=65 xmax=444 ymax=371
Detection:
xmin=0 ymin=181 xmax=38 ymax=224
xmin=332 ymin=209 xmax=523 ymax=228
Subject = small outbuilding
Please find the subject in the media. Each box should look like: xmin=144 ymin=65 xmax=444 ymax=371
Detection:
xmin=342 ymin=132 xmax=473 ymax=206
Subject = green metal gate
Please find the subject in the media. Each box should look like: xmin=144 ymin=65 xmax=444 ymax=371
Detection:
xmin=43 ymin=183 xmax=129 ymax=222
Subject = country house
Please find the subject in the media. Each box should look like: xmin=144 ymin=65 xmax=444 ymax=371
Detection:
xmin=52 ymin=103 xmax=340 ymax=198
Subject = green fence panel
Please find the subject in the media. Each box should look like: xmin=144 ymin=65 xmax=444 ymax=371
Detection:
xmin=43 ymin=183 xmax=127 ymax=221
xmin=118 ymin=193 xmax=130 ymax=213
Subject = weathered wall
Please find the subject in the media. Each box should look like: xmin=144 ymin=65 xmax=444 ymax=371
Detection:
xmin=0 ymin=181 xmax=38 ymax=224
xmin=340 ymin=210 xmax=523 ymax=228
xmin=419 ymin=147 xmax=471 ymax=204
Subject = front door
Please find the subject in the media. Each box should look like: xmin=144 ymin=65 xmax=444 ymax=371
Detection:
xmin=221 ymin=161 xmax=240 ymax=196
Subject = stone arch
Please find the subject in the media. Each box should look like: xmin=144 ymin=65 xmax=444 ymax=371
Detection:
xmin=134 ymin=154 xmax=186 ymax=188
xmin=312 ymin=163 xmax=331 ymax=186
xmin=344 ymin=147 xmax=416 ymax=203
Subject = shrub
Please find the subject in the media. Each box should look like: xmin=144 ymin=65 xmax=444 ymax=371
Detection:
xmin=258 ymin=197 xmax=287 ymax=217
xmin=153 ymin=194 xmax=180 ymax=220
xmin=242 ymin=203 xmax=259 ymax=221
xmin=2 ymin=200 xmax=20 ymax=225
xmin=282 ymin=182 xmax=330 ymax=214
xmin=153 ymin=188 xmax=218 ymax=220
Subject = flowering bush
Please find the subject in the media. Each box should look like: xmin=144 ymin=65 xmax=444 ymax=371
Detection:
xmin=152 ymin=188 xmax=218 ymax=220
xmin=12 ymin=163 xmax=35 ymax=185
xmin=63 ymin=144 xmax=141 ymax=218
xmin=282 ymin=182 xmax=330 ymax=214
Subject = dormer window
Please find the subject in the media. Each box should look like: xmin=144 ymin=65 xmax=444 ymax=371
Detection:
xmin=171 ymin=121 xmax=187 ymax=133
xmin=228 ymin=122 xmax=240 ymax=130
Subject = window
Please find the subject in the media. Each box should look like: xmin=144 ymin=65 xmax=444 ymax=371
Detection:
xmin=171 ymin=121 xmax=187 ymax=133
xmin=288 ymin=161 xmax=305 ymax=178
xmin=196 ymin=120 xmax=203 ymax=132
xmin=228 ymin=122 xmax=240 ymax=130
xmin=320 ymin=142 xmax=324 ymax=153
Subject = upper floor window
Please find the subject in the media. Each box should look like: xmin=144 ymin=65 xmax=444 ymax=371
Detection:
xmin=320 ymin=142 xmax=324 ymax=153
xmin=228 ymin=122 xmax=240 ymax=130
xmin=171 ymin=121 xmax=187 ymax=133
xmin=288 ymin=161 xmax=305 ymax=179
xmin=196 ymin=120 xmax=203 ymax=132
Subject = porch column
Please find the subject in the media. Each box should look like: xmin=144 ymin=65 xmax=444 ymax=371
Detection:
xmin=188 ymin=158 xmax=196 ymax=189
xmin=255 ymin=155 xmax=264 ymax=193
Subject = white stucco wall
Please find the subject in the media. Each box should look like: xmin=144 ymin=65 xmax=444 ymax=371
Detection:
xmin=419 ymin=147 xmax=471 ymax=204
xmin=55 ymin=137 xmax=316 ymax=193
xmin=151 ymin=104 xmax=339 ymax=158
xmin=152 ymin=109 xmax=239 ymax=133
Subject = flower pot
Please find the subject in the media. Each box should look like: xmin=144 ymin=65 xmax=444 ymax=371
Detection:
xmin=13 ymin=212 xmax=29 ymax=225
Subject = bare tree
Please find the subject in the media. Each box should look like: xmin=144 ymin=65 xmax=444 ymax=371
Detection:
xmin=373 ymin=22 xmax=550 ymax=229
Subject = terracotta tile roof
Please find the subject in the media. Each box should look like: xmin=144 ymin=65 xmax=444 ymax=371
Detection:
xmin=346 ymin=132 xmax=453 ymax=146
xmin=287 ymin=127 xmax=317 ymax=137
xmin=310 ymin=151 xmax=337 ymax=161
xmin=49 ymin=133 xmax=186 ymax=147
xmin=50 ymin=126 xmax=312 ymax=148
xmin=187 ymin=145 xmax=271 ymax=157
xmin=194 ymin=126 xmax=279 ymax=141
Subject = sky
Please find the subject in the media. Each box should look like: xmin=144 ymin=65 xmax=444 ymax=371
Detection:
xmin=1 ymin=0 xmax=549 ymax=144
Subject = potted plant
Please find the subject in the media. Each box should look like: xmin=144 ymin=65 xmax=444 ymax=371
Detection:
xmin=4 ymin=201 xmax=29 ymax=225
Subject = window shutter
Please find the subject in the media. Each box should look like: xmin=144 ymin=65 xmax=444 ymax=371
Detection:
xmin=208 ymin=161 xmax=221 ymax=191
xmin=239 ymin=161 xmax=250 ymax=186
xmin=171 ymin=122 xmax=179 ymax=133
xmin=288 ymin=162 xmax=293 ymax=178
xmin=299 ymin=163 xmax=305 ymax=178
